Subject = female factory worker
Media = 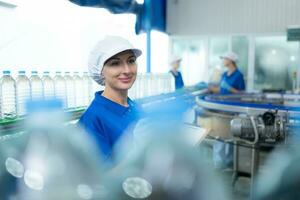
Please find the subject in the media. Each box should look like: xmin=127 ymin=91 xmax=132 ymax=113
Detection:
xmin=79 ymin=36 xmax=142 ymax=161
xmin=209 ymin=52 xmax=245 ymax=94
xmin=209 ymin=52 xmax=245 ymax=169
xmin=169 ymin=55 xmax=185 ymax=89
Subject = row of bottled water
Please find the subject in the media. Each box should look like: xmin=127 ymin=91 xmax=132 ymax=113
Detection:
xmin=129 ymin=73 xmax=175 ymax=99
xmin=0 ymin=71 xmax=175 ymax=119
xmin=0 ymin=71 xmax=97 ymax=119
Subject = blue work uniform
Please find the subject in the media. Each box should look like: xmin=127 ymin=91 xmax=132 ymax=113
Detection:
xmin=170 ymin=70 xmax=184 ymax=89
xmin=214 ymin=68 xmax=245 ymax=169
xmin=220 ymin=68 xmax=245 ymax=94
xmin=79 ymin=91 xmax=141 ymax=161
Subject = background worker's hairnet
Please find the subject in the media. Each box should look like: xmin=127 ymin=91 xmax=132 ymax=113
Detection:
xmin=88 ymin=36 xmax=142 ymax=85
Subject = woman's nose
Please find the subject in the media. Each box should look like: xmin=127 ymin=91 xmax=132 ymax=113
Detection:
xmin=123 ymin=62 xmax=132 ymax=73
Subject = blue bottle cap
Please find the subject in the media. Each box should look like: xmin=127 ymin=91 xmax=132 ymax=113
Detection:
xmin=18 ymin=71 xmax=26 ymax=74
xmin=3 ymin=70 xmax=10 ymax=74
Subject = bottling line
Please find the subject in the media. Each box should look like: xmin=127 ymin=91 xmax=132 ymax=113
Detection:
xmin=195 ymin=92 xmax=300 ymax=199
xmin=2 ymin=80 xmax=300 ymax=199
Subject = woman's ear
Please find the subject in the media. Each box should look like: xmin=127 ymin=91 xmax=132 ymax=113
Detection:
xmin=100 ymin=72 xmax=105 ymax=86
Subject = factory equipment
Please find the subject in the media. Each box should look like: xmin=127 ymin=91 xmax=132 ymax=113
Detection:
xmin=195 ymin=92 xmax=300 ymax=200
xmin=231 ymin=111 xmax=288 ymax=144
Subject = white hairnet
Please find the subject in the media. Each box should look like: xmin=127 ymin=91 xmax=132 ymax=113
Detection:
xmin=169 ymin=54 xmax=182 ymax=65
xmin=88 ymin=36 xmax=142 ymax=85
xmin=220 ymin=52 xmax=239 ymax=63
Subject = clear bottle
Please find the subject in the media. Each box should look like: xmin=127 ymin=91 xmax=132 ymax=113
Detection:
xmin=0 ymin=71 xmax=17 ymax=119
xmin=1 ymin=99 xmax=104 ymax=199
xmin=53 ymin=72 xmax=66 ymax=108
xmin=16 ymin=71 xmax=31 ymax=117
xmin=73 ymin=72 xmax=84 ymax=108
xmin=64 ymin=72 xmax=75 ymax=109
xmin=82 ymin=72 xmax=92 ymax=106
xmin=163 ymin=73 xmax=170 ymax=94
xmin=128 ymin=80 xmax=137 ymax=100
xmin=134 ymin=74 xmax=141 ymax=99
xmin=145 ymin=74 xmax=152 ymax=97
xmin=30 ymin=71 xmax=43 ymax=100
xmin=90 ymin=79 xmax=104 ymax=101
xmin=167 ymin=73 xmax=175 ymax=92
xmin=42 ymin=71 xmax=55 ymax=100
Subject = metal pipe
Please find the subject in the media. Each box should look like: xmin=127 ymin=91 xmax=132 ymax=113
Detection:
xmin=145 ymin=0 xmax=151 ymax=73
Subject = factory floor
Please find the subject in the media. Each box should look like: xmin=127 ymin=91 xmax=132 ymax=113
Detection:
xmin=200 ymin=140 xmax=251 ymax=200
xmin=219 ymin=169 xmax=251 ymax=200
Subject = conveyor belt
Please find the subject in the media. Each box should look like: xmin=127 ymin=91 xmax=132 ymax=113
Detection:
xmin=196 ymin=93 xmax=300 ymax=115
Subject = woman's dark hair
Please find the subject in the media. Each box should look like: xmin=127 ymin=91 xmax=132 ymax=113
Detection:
xmin=103 ymin=50 xmax=136 ymax=66
xmin=232 ymin=61 xmax=237 ymax=67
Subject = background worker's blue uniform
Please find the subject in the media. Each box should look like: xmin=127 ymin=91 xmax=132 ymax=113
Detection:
xmin=213 ymin=68 xmax=245 ymax=169
xmin=219 ymin=69 xmax=245 ymax=94
xmin=170 ymin=71 xmax=184 ymax=89
xmin=79 ymin=91 xmax=141 ymax=161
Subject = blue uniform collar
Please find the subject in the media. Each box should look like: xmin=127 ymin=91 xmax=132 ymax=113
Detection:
xmin=94 ymin=91 xmax=134 ymax=116
xmin=225 ymin=68 xmax=239 ymax=77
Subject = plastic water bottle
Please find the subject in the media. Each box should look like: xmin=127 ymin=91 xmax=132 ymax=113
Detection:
xmin=90 ymin=77 xmax=104 ymax=101
xmin=128 ymin=82 xmax=137 ymax=100
xmin=30 ymin=71 xmax=43 ymax=100
xmin=64 ymin=72 xmax=75 ymax=109
xmin=136 ymin=74 xmax=142 ymax=98
xmin=82 ymin=72 xmax=92 ymax=106
xmin=42 ymin=71 xmax=55 ymax=99
xmin=146 ymin=74 xmax=152 ymax=97
xmin=0 ymin=71 xmax=16 ymax=119
xmin=73 ymin=72 xmax=84 ymax=108
xmin=0 ymin=99 xmax=104 ymax=199
xmin=16 ymin=71 xmax=30 ymax=116
xmin=162 ymin=73 xmax=170 ymax=94
xmin=167 ymin=73 xmax=175 ymax=92
xmin=53 ymin=72 xmax=66 ymax=108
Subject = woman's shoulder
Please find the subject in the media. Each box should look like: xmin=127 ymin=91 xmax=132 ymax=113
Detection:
xmin=80 ymin=100 xmax=106 ymax=120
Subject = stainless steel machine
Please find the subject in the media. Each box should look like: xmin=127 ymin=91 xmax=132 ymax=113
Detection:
xmin=195 ymin=93 xmax=300 ymax=199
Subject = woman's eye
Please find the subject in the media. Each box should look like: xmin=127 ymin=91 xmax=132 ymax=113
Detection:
xmin=128 ymin=58 xmax=136 ymax=64
xmin=110 ymin=61 xmax=120 ymax=66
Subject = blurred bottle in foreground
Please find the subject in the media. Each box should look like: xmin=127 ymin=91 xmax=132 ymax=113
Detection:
xmin=254 ymin=142 xmax=300 ymax=200
xmin=0 ymin=70 xmax=17 ymax=119
xmin=105 ymin=132 xmax=230 ymax=200
xmin=0 ymin=99 xmax=105 ymax=199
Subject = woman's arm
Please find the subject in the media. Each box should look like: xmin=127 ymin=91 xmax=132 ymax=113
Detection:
xmin=209 ymin=85 xmax=220 ymax=93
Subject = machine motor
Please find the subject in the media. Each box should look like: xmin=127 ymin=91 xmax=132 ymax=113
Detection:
xmin=231 ymin=111 xmax=287 ymax=143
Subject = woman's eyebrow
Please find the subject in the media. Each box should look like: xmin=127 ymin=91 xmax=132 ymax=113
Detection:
xmin=128 ymin=55 xmax=136 ymax=59
xmin=108 ymin=57 xmax=121 ymax=62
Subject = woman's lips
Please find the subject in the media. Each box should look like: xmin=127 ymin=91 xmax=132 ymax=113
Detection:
xmin=118 ymin=77 xmax=132 ymax=83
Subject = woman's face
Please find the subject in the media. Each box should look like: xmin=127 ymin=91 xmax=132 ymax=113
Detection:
xmin=102 ymin=50 xmax=137 ymax=91
xmin=172 ymin=60 xmax=181 ymax=70
xmin=222 ymin=58 xmax=232 ymax=68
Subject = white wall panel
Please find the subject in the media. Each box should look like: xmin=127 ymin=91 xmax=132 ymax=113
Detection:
xmin=167 ymin=0 xmax=300 ymax=35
